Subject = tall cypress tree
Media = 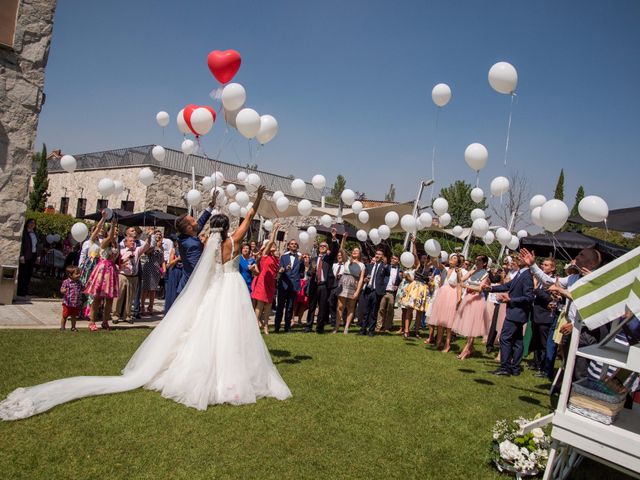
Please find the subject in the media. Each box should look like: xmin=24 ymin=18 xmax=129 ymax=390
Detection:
xmin=28 ymin=144 xmax=50 ymax=212
xmin=570 ymin=185 xmax=585 ymax=217
xmin=554 ymin=169 xmax=565 ymax=200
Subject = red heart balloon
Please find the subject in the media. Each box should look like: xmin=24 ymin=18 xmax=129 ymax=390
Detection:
xmin=202 ymin=106 xmax=217 ymax=124
xmin=183 ymin=104 xmax=199 ymax=135
xmin=207 ymin=50 xmax=241 ymax=84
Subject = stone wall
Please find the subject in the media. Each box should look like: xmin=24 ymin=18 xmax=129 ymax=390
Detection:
xmin=0 ymin=0 xmax=57 ymax=265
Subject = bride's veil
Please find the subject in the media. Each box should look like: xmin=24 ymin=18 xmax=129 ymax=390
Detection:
xmin=0 ymin=232 xmax=223 ymax=421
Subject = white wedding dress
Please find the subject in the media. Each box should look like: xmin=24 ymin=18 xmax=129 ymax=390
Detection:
xmin=0 ymin=233 xmax=291 ymax=421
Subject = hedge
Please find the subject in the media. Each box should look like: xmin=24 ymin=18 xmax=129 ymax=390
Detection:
xmin=25 ymin=210 xmax=92 ymax=240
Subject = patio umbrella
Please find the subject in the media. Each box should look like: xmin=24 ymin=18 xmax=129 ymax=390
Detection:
xmin=117 ymin=210 xmax=179 ymax=228
xmin=79 ymin=209 xmax=133 ymax=221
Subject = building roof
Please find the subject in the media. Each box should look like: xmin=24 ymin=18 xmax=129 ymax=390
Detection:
xmin=46 ymin=145 xmax=324 ymax=202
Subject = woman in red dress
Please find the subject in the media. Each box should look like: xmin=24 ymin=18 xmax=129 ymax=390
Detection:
xmin=251 ymin=224 xmax=281 ymax=334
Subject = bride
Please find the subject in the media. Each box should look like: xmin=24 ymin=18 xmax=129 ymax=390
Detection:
xmin=0 ymin=186 xmax=291 ymax=421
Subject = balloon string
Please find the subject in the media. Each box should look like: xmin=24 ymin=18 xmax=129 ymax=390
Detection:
xmin=504 ymin=93 xmax=516 ymax=167
xmin=430 ymin=107 xmax=441 ymax=202
xmin=475 ymin=172 xmax=479 ymax=188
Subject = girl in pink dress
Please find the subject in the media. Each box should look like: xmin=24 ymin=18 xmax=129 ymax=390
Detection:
xmin=428 ymin=253 xmax=463 ymax=352
xmin=251 ymin=224 xmax=280 ymax=334
xmin=452 ymin=255 xmax=490 ymax=360
xmin=83 ymin=218 xmax=119 ymax=331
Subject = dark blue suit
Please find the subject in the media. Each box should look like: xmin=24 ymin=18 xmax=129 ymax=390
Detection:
xmin=275 ymin=251 xmax=304 ymax=332
xmin=176 ymin=209 xmax=211 ymax=294
xmin=491 ymin=269 xmax=534 ymax=374
xmin=360 ymin=262 xmax=390 ymax=335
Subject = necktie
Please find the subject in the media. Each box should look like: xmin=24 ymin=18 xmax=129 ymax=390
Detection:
xmin=370 ymin=263 xmax=378 ymax=289
xmin=337 ymin=263 xmax=343 ymax=278
xmin=317 ymin=256 xmax=323 ymax=282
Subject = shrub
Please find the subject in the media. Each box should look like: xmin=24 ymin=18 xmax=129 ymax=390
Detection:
xmin=25 ymin=210 xmax=91 ymax=240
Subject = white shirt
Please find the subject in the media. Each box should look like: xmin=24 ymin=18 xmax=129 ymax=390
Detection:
xmin=369 ymin=262 xmax=380 ymax=288
xmin=333 ymin=262 xmax=344 ymax=277
xmin=530 ymin=263 xmax=580 ymax=324
xmin=29 ymin=232 xmax=37 ymax=253
xmin=386 ymin=265 xmax=400 ymax=291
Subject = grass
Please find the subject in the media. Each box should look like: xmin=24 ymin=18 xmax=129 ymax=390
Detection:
xmin=0 ymin=329 xmax=630 ymax=480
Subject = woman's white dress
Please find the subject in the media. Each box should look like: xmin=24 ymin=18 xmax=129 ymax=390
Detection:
xmin=0 ymin=234 xmax=291 ymax=420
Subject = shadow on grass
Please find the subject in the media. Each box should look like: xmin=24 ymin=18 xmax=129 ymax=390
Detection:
xmin=458 ymin=368 xmax=475 ymax=374
xmin=269 ymin=349 xmax=292 ymax=358
xmin=519 ymin=395 xmax=542 ymax=406
xmin=111 ymin=325 xmax=153 ymax=331
xmin=276 ymin=355 xmax=313 ymax=365
xmin=474 ymin=378 xmax=495 ymax=386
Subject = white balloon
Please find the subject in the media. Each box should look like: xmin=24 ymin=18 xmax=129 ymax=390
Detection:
xmin=508 ymin=235 xmax=520 ymax=251
xmin=299 ymin=231 xmax=310 ymax=245
xmin=235 ymin=191 xmax=250 ymax=208
xmin=452 ymin=225 xmax=464 ymax=238
xmin=483 ymin=231 xmax=495 ymax=245
xmin=236 ymin=108 xmax=261 ymax=139
xmin=224 ymin=108 xmax=241 ymax=129
xmin=470 ymin=187 xmax=484 ymax=204
xmin=400 ymin=214 xmax=417 ymax=233
xmin=529 ymin=194 xmax=547 ymax=211
xmin=531 ymin=206 xmax=544 ymax=227
xmin=113 ymin=180 xmax=124 ymax=196
xmin=226 ymin=184 xmax=237 ymax=197
xmin=351 ymin=201 xmax=363 ymax=214
xmin=470 ymin=208 xmax=486 ymax=221
xmin=263 ymin=220 xmax=274 ymax=232
xmin=424 ymin=239 xmax=442 ymax=257
xmin=181 ymin=139 xmax=195 ymax=156
xmin=221 ymin=83 xmax=246 ymax=111
xmin=276 ymin=196 xmax=290 ymax=213
xmin=291 ymin=178 xmax=306 ymax=197
xmin=384 ymin=211 xmax=399 ymax=228
xmin=272 ymin=190 xmax=284 ymax=201
xmin=213 ymin=188 xmax=227 ymax=207
xmin=46 ymin=234 xmax=55 ymax=244
xmin=496 ymin=227 xmax=512 ymax=246
xmin=138 ymin=168 xmax=154 ymax=187
xmin=237 ymin=171 xmax=247 ymax=183
xmin=212 ymin=171 xmax=224 ymax=187
xmin=432 ymin=197 xmax=449 ymax=216
xmin=256 ymin=115 xmax=278 ymax=144
xmin=488 ymin=61 xmax=518 ymax=95
xmin=71 ymin=222 xmax=88 ymax=242
xmin=151 ymin=145 xmax=166 ymax=162
xmin=431 ymin=83 xmax=452 ymax=107
xmin=490 ymin=176 xmax=510 ymax=196
xmin=97 ymin=178 xmax=115 ymax=196
xmin=298 ymin=199 xmax=312 ymax=216
xmin=246 ymin=173 xmax=261 ymax=192
xmin=579 ymin=195 xmax=609 ymax=223
xmin=358 ymin=211 xmax=370 ymax=224
xmin=60 ymin=154 xmax=76 ymax=173
xmin=439 ymin=213 xmax=451 ymax=227
xmin=186 ymin=189 xmax=202 ymax=207
xmin=202 ymin=176 xmax=214 ymax=191
xmin=400 ymin=252 xmax=415 ymax=268
xmin=464 ymin=143 xmax=489 ymax=172
xmin=240 ymin=207 xmax=248 ymax=217
xmin=228 ymin=202 xmax=241 ymax=217
xmin=540 ymin=199 xmax=569 ymax=232
xmin=190 ymin=107 xmax=214 ymax=136
xmin=307 ymin=226 xmax=317 ymax=238
xmin=369 ymin=228 xmax=381 ymax=245
xmin=356 ymin=229 xmax=368 ymax=242
xmin=378 ymin=224 xmax=391 ymax=240
xmin=517 ymin=230 xmax=528 ymax=239
xmin=440 ymin=251 xmax=449 ymax=263
xmin=320 ymin=215 xmax=333 ymax=228
xmin=156 ymin=111 xmax=170 ymax=127
xmin=341 ymin=189 xmax=356 ymax=206
xmin=415 ymin=217 xmax=423 ymax=231
xmin=311 ymin=174 xmax=326 ymax=190
xmin=176 ymin=109 xmax=191 ymax=135
xmin=472 ymin=218 xmax=490 ymax=237
xmin=419 ymin=212 xmax=433 ymax=229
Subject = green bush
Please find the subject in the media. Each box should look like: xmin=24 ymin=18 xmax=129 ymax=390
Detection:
xmin=25 ymin=210 xmax=91 ymax=240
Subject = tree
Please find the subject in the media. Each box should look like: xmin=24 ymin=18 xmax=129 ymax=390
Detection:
xmin=28 ymin=144 xmax=50 ymax=212
xmin=570 ymin=185 xmax=584 ymax=217
xmin=326 ymin=174 xmax=346 ymax=204
xmin=490 ymin=171 xmax=531 ymax=230
xmin=439 ymin=180 xmax=488 ymax=227
xmin=554 ymin=169 xmax=565 ymax=200
xmin=384 ymin=184 xmax=396 ymax=202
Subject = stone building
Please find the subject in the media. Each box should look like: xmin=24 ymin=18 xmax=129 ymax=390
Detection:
xmin=0 ymin=0 xmax=58 ymax=266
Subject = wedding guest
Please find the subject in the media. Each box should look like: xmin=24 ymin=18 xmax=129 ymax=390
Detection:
xmin=119 ymin=226 xmax=143 ymax=319
xmin=141 ymin=230 xmax=166 ymax=316
xmin=428 ymin=253 xmax=462 ymax=352
xmin=163 ymin=239 xmax=183 ymax=314
xmin=359 ymin=248 xmax=389 ymax=336
xmin=377 ymin=255 xmax=402 ymax=333
xmin=484 ymin=260 xmax=509 ymax=354
xmin=60 ymin=266 xmax=82 ymax=332
xmin=398 ymin=238 xmax=429 ymax=339
xmin=328 ymin=250 xmax=346 ymax=327
xmin=293 ymin=254 xmax=311 ymax=326
xmin=114 ymin=229 xmax=151 ymax=323
xmin=249 ymin=240 xmax=259 ymax=258
xmin=18 ymin=219 xmax=38 ymax=298
xmin=239 ymin=243 xmax=256 ymax=292
xmin=305 ymin=229 xmax=339 ymax=333
xmin=452 ymin=255 xmax=490 ymax=360
xmin=530 ymin=257 xmax=558 ymax=376
xmin=252 ymin=224 xmax=280 ymax=334
xmin=79 ymin=212 xmax=108 ymax=318
xmin=336 ymin=244 xmax=365 ymax=334
xmin=83 ymin=218 xmax=119 ymax=331
xmin=275 ymin=238 xmax=304 ymax=333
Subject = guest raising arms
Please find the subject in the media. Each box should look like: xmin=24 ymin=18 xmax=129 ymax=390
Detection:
xmin=238 ymin=243 xmax=257 ymax=293
xmin=141 ymin=230 xmax=166 ymax=316
xmin=306 ymin=229 xmax=340 ymax=334
xmin=377 ymin=254 xmax=402 ymax=333
xmin=163 ymin=239 xmax=183 ymax=314
xmin=251 ymin=223 xmax=281 ymax=334
xmin=79 ymin=211 xmax=108 ymax=318
xmin=336 ymin=239 xmax=366 ymax=334
xmin=427 ymin=253 xmax=462 ymax=352
xmin=399 ymin=237 xmax=431 ymax=339
xmin=293 ymin=253 xmax=311 ymax=327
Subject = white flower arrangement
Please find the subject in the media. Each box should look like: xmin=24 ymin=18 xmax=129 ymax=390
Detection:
xmin=491 ymin=417 xmax=550 ymax=477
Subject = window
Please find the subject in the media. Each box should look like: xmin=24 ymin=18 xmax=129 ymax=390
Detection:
xmin=120 ymin=200 xmax=135 ymax=212
xmin=96 ymin=199 xmax=108 ymax=212
xmin=59 ymin=197 xmax=69 ymax=215
xmin=0 ymin=0 xmax=19 ymax=48
xmin=76 ymin=198 xmax=87 ymax=218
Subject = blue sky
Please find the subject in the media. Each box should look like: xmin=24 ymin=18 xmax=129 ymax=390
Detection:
xmin=36 ymin=0 xmax=640 ymax=209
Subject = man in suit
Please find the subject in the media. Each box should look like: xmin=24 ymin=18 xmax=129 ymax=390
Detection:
xmin=483 ymin=257 xmax=534 ymax=376
xmin=305 ymin=228 xmax=339 ymax=333
xmin=275 ymin=238 xmax=304 ymax=332
xmin=530 ymin=257 xmax=558 ymax=376
xmin=18 ymin=218 xmax=38 ymax=298
xmin=376 ymin=255 xmax=402 ymax=332
xmin=174 ymin=198 xmax=215 ymax=294
xmin=359 ymin=249 xmax=390 ymax=337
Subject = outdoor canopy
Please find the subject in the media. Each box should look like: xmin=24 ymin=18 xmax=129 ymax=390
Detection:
xmin=568 ymin=206 xmax=640 ymax=234
xmin=519 ymin=231 xmax=629 ymax=262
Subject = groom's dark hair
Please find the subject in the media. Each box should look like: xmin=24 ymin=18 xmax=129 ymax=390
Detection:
xmin=175 ymin=214 xmax=190 ymax=235
xmin=210 ymin=214 xmax=230 ymax=240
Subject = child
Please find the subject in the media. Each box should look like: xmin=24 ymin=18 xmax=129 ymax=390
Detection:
xmin=60 ymin=266 xmax=82 ymax=331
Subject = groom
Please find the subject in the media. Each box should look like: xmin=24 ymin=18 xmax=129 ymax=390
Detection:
xmin=174 ymin=196 xmax=216 ymax=294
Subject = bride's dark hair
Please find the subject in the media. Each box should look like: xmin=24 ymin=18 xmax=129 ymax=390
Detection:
xmin=210 ymin=214 xmax=230 ymax=239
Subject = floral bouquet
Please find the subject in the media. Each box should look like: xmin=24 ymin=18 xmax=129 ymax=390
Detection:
xmin=491 ymin=417 xmax=551 ymax=478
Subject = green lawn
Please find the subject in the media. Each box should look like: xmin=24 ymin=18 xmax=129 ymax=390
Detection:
xmin=0 ymin=329 xmax=628 ymax=480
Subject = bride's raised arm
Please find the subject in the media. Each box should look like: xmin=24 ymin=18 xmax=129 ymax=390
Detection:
xmin=231 ymin=185 xmax=266 ymax=246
